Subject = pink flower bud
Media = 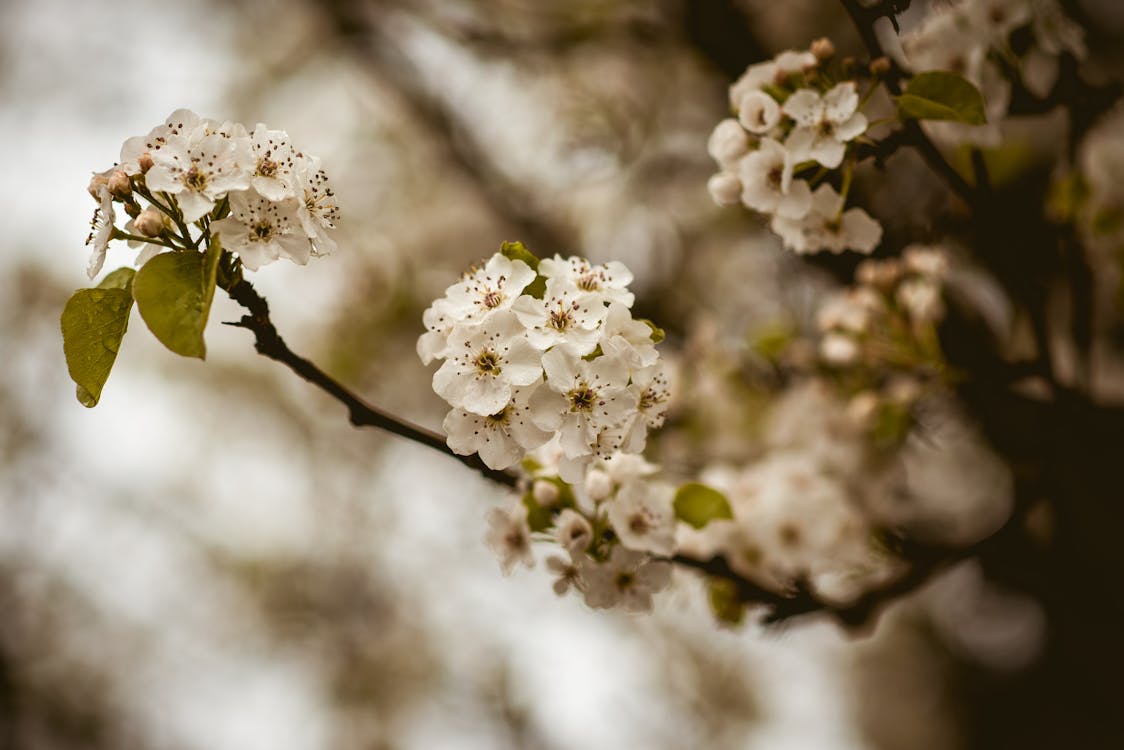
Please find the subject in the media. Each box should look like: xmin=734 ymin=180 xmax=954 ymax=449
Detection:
xmin=137 ymin=152 xmax=155 ymax=173
xmin=87 ymin=171 xmax=109 ymax=200
xmin=811 ymin=38 xmax=835 ymax=62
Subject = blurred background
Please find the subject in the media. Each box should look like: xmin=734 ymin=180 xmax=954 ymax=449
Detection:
xmin=4 ymin=1 xmax=1124 ymax=748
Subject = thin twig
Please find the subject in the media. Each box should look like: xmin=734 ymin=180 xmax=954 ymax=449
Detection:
xmin=222 ymin=277 xmax=519 ymax=488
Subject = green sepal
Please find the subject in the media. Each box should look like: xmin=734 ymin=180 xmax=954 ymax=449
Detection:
xmin=673 ymin=482 xmax=734 ymax=529
xmin=132 ymin=237 xmax=222 ymax=359
xmin=897 ymin=71 xmax=987 ymax=125
xmin=61 ymin=267 xmax=137 ymax=408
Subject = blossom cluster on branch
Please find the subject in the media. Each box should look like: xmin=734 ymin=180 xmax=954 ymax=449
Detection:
xmin=86 ymin=108 xmax=339 ymax=279
xmin=707 ymin=41 xmax=882 ymax=255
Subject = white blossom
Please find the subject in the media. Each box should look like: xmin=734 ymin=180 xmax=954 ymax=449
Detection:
xmin=599 ymin=303 xmax=659 ymax=370
xmin=547 ymin=554 xmax=583 ymax=596
xmin=580 ymin=546 xmax=671 ymax=612
xmin=770 ymin=184 xmax=882 ymax=255
xmin=737 ymin=90 xmax=782 ymax=135
xmin=119 ymin=108 xmax=201 ymax=175
xmin=623 ymin=361 xmax=671 ymax=453
xmin=554 ymin=509 xmax=593 ymax=552
xmin=443 ymin=254 xmax=537 ymax=326
xmin=443 ymin=383 xmax=553 ymax=470
xmin=484 ymin=502 xmax=535 ymax=575
xmin=432 ymin=311 xmax=543 ymax=416
xmin=84 ymin=184 xmax=115 ymax=279
xmin=511 ymin=289 xmax=606 ymax=355
xmin=739 ymin=138 xmax=813 ymax=219
xmin=707 ymin=118 xmax=750 ymax=169
xmin=291 ymin=154 xmax=340 ymax=257
xmin=211 ymin=189 xmax=310 ymax=270
xmin=538 ymin=255 xmax=635 ymax=308
xmin=145 ymin=127 xmax=253 ymax=222
xmin=608 ymin=479 xmax=677 ymax=556
xmin=707 ymin=172 xmax=742 ymax=206
xmin=783 ymin=82 xmax=868 ymax=169
xmin=248 ymin=124 xmax=297 ymax=201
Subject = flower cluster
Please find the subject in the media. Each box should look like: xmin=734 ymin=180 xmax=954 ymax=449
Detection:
xmin=85 ymin=108 xmax=339 ymax=278
xmin=815 ymin=245 xmax=951 ymax=445
xmin=678 ymin=383 xmax=899 ymax=607
xmin=707 ymin=42 xmax=882 ymax=255
xmin=419 ymin=247 xmax=670 ymax=483
xmin=902 ymin=0 xmax=1085 ymax=147
xmin=485 ymin=453 xmax=675 ymax=613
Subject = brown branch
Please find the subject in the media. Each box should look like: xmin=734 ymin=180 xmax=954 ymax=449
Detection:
xmin=222 ymin=276 xmax=519 ymax=489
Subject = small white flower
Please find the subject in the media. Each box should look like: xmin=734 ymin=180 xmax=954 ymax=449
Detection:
xmin=728 ymin=50 xmax=816 ymax=110
xmin=443 ymin=383 xmax=553 ymax=470
xmin=484 ymin=502 xmax=535 ymax=575
xmin=417 ymin=298 xmax=456 ymax=365
xmin=211 ymin=189 xmax=310 ymax=270
xmin=783 ymin=82 xmax=868 ymax=169
xmin=897 ymin=278 xmax=944 ymax=323
xmin=608 ymin=479 xmax=677 ymax=556
xmin=584 ymin=468 xmax=613 ymax=501
xmin=599 ymin=303 xmax=659 ymax=370
xmin=290 ymin=154 xmax=340 ymax=257
xmin=538 ymin=255 xmax=635 ymax=308
xmin=820 ymin=331 xmax=860 ymax=365
xmin=623 ymin=361 xmax=671 ymax=453
xmin=443 ymin=253 xmax=537 ymax=326
xmin=531 ymin=348 xmax=638 ymax=461
xmin=707 ymin=118 xmax=750 ymax=169
xmin=770 ymin=184 xmax=882 ymax=255
xmin=816 ymin=288 xmax=881 ymax=333
xmin=547 ymin=554 xmax=583 ymax=596
xmin=707 ymin=172 xmax=742 ymax=206
xmin=554 ymin=508 xmax=593 ymax=552
xmin=737 ymin=90 xmax=782 ymax=135
xmin=146 ymin=128 xmax=253 ymax=222
xmin=902 ymin=245 xmax=949 ymax=279
xmin=511 ymin=290 xmax=607 ymax=355
xmin=84 ymin=184 xmax=115 ymax=279
xmin=119 ymin=109 xmax=201 ymax=175
xmin=580 ymin=546 xmax=671 ymax=612
xmin=249 ymin=124 xmax=297 ymax=201
xmin=432 ymin=311 xmax=543 ymax=415
xmin=739 ymin=138 xmax=813 ymax=219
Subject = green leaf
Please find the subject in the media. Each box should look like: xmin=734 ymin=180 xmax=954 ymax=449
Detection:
xmin=132 ymin=239 xmax=222 ymax=359
xmin=673 ymin=483 xmax=734 ymax=529
xmin=61 ymin=272 xmax=136 ymax=408
xmin=897 ymin=71 xmax=987 ymax=125
xmin=500 ymin=240 xmax=540 ymax=271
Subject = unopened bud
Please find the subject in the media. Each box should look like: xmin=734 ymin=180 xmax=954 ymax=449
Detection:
xmin=107 ymin=169 xmax=132 ymax=199
xmin=134 ymin=207 xmax=166 ymax=238
xmin=584 ymin=469 xmax=612 ymax=501
xmin=137 ymin=152 xmax=155 ymax=173
xmin=532 ymin=479 xmax=560 ymax=507
xmin=811 ymin=38 xmax=835 ymax=62
xmin=87 ymin=171 xmax=109 ymax=200
xmin=124 ymin=200 xmax=141 ymax=218
xmin=870 ymin=56 xmax=892 ymax=76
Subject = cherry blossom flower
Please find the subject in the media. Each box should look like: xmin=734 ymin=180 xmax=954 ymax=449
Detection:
xmin=739 ymin=138 xmax=813 ymax=219
xmin=554 ymin=509 xmax=593 ymax=552
xmin=291 ymin=154 xmax=340 ymax=257
xmin=770 ymin=184 xmax=882 ymax=254
xmin=84 ymin=184 xmax=115 ymax=279
xmin=443 ymin=383 xmax=553 ymax=470
xmin=443 ymin=254 xmax=537 ymax=326
xmin=707 ymin=118 xmax=750 ymax=170
xmin=248 ymin=124 xmax=297 ymax=201
xmin=547 ymin=554 xmax=583 ymax=596
xmin=538 ymin=255 xmax=635 ymax=308
xmin=146 ymin=127 xmax=253 ymax=222
xmin=607 ymin=479 xmax=677 ymax=556
xmin=484 ymin=503 xmax=535 ymax=575
xmin=119 ymin=109 xmax=201 ymax=176
xmin=580 ymin=547 xmax=671 ymax=612
xmin=211 ymin=189 xmax=310 ymax=270
xmin=511 ymin=289 xmax=607 ymax=355
xmin=432 ymin=311 xmax=544 ymax=416
xmin=782 ymin=82 xmax=868 ymax=169
xmin=737 ymin=90 xmax=782 ymax=135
